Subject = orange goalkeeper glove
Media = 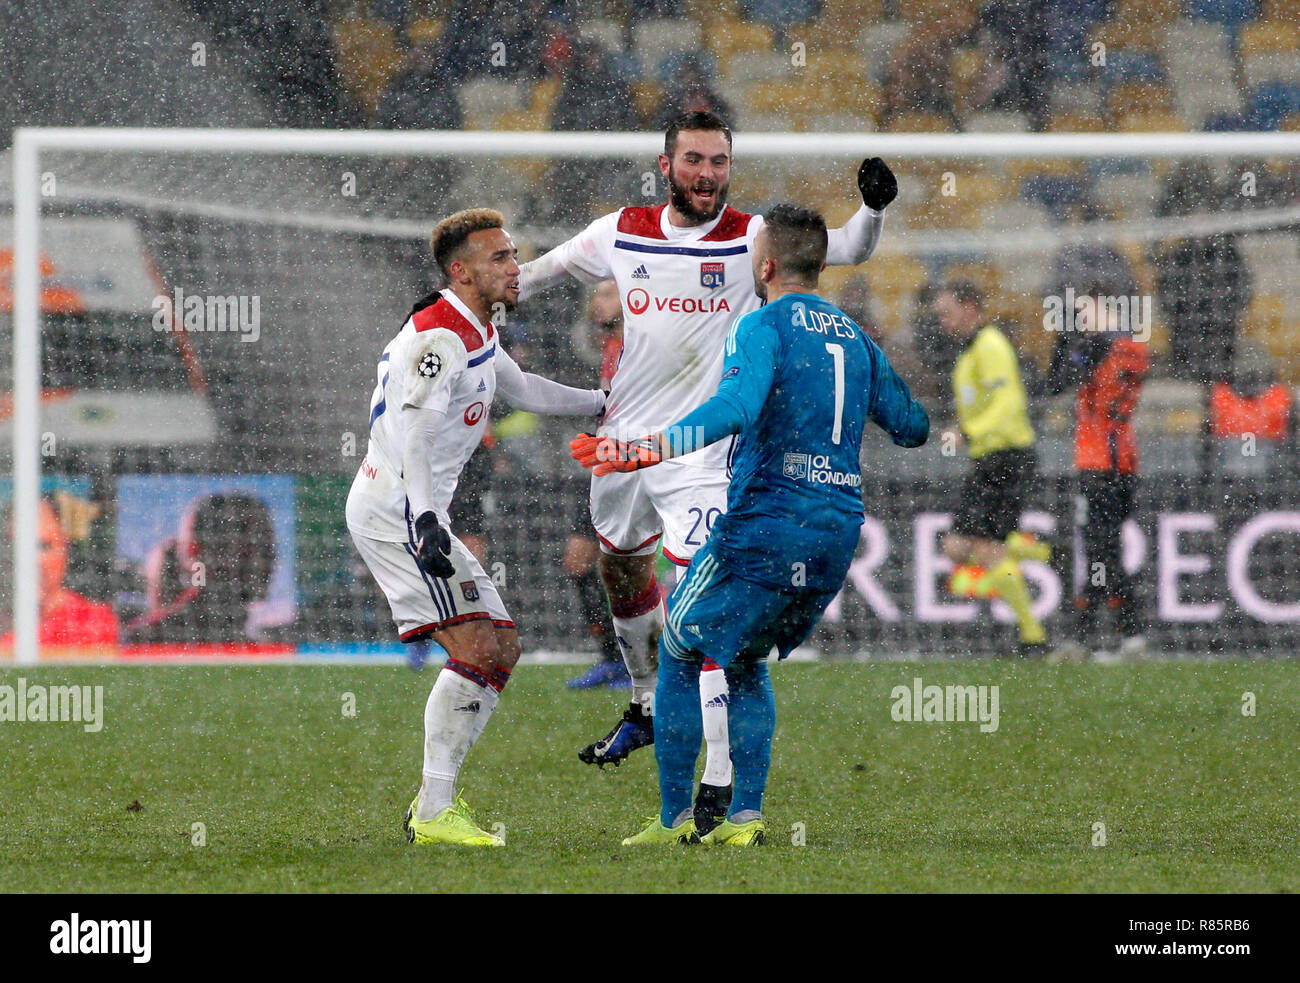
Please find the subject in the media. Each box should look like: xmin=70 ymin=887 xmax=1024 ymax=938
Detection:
xmin=570 ymin=433 xmax=664 ymax=475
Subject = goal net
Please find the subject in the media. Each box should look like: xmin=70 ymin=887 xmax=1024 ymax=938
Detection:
xmin=5 ymin=128 xmax=1299 ymax=663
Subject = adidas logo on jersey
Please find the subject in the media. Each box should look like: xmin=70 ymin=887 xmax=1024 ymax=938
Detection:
xmin=630 ymin=264 xmax=650 ymax=280
xmin=454 ymin=701 xmax=481 ymax=713
xmin=476 ymin=379 xmax=487 ymax=393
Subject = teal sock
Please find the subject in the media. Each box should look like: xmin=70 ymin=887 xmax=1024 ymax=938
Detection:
xmin=655 ymin=640 xmax=702 ymax=827
xmin=725 ymin=657 xmax=774 ymax=817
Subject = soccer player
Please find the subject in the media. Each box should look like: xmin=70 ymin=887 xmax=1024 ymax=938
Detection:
xmin=571 ymin=204 xmax=929 ymax=845
xmin=346 ymin=208 xmax=606 ymax=846
xmin=520 ymin=110 xmax=897 ymax=816
xmin=934 ymin=281 xmax=1050 ymax=655
xmin=1043 ymin=293 xmax=1149 ymax=663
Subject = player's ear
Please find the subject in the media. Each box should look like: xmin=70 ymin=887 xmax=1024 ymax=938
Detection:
xmin=658 ymin=153 xmax=670 ymax=178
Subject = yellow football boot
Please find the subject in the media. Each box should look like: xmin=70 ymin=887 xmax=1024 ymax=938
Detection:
xmin=403 ymin=794 xmax=503 ymax=846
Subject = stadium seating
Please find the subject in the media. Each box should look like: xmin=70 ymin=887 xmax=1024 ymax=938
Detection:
xmin=633 ymin=18 xmax=701 ymax=79
xmin=305 ymin=0 xmax=1300 ymax=382
xmin=332 ymin=16 xmax=406 ymax=115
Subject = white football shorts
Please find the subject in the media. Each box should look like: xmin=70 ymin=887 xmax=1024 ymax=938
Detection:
xmin=589 ymin=457 xmax=732 ymax=567
xmin=350 ymin=529 xmax=513 ymax=641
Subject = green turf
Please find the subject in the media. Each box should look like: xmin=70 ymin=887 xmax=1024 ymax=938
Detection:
xmin=1 ymin=662 xmax=1296 ymax=893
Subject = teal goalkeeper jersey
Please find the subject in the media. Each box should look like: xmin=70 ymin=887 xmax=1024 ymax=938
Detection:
xmin=664 ymin=292 xmax=929 ymax=591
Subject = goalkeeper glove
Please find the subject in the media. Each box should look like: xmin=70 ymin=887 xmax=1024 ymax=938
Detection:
xmin=413 ymin=510 xmax=455 ymax=579
xmin=858 ymin=157 xmax=898 ymax=210
xmin=570 ymin=433 xmax=664 ymax=475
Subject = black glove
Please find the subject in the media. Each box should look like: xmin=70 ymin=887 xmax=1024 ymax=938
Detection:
xmin=414 ymin=511 xmax=455 ymax=579
xmin=857 ymin=157 xmax=897 ymax=210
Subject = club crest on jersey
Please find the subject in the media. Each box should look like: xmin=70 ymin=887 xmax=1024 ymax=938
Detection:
xmin=700 ymin=262 xmax=725 ymax=289
xmin=418 ymin=352 xmax=443 ymax=378
xmin=783 ymin=452 xmax=810 ymax=480
xmin=460 ymin=581 xmax=480 ymax=602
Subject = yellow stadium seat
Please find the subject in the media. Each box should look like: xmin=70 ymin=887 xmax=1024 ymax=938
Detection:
xmin=800 ymin=21 xmax=867 ymax=54
xmin=866 ymin=253 xmax=928 ymax=300
xmin=684 ymin=0 xmax=741 ymax=22
xmin=1238 ymin=20 xmax=1300 ymax=56
xmin=405 ymin=17 xmax=444 ymax=45
xmin=1114 ymin=0 xmax=1181 ymax=24
xmin=1262 ymin=0 xmax=1300 ymax=20
xmin=1243 ymin=294 xmax=1286 ymax=343
xmin=950 ymin=48 xmax=988 ymax=116
xmin=504 ymin=157 xmax=549 ymax=183
xmin=1047 ymin=112 xmax=1107 ymax=133
xmin=885 ymin=111 xmax=951 ymax=133
xmin=1090 ymin=20 xmax=1160 ymax=51
xmin=1003 ymin=158 xmax=1086 ymax=182
xmin=1242 ymin=294 xmax=1300 ymax=384
xmin=821 ymin=0 xmax=885 ymax=32
xmin=1109 ymin=82 xmax=1171 ymax=117
xmin=495 ymin=109 xmax=547 ymax=131
xmin=333 ymin=17 xmax=405 ymax=116
xmin=905 ymin=194 xmax=978 ymax=230
xmin=808 ymin=51 xmax=867 ymax=80
xmin=1115 ymin=110 xmax=1187 ymax=131
xmin=820 ymin=198 xmax=863 ymax=227
xmin=630 ymin=81 xmax=664 ymax=126
xmin=745 ymin=79 xmax=879 ymax=128
xmin=530 ymin=77 xmax=562 ymax=117
xmin=818 ymin=265 xmax=860 ymax=301
xmin=705 ymin=18 xmax=774 ymax=59
xmin=898 ymin=0 xmax=975 ymax=28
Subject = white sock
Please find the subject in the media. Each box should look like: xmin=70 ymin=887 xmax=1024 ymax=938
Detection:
xmin=468 ymin=683 xmax=500 ymax=746
xmin=611 ymin=602 xmax=664 ymax=714
xmin=699 ymin=665 xmax=732 ymax=787
xmin=417 ymin=668 xmax=497 ymax=821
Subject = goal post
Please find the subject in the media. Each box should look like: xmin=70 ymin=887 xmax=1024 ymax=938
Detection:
xmin=9 ymin=126 xmax=1300 ymax=665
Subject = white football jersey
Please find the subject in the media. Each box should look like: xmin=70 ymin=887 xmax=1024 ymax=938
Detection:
xmin=522 ymin=204 xmax=766 ymax=467
xmin=346 ymin=290 xmax=499 ymax=542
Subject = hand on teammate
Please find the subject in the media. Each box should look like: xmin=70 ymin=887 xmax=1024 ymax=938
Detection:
xmin=858 ymin=157 xmax=898 ymax=211
xmin=413 ymin=510 xmax=456 ymax=578
xmin=570 ymin=433 xmax=664 ymax=475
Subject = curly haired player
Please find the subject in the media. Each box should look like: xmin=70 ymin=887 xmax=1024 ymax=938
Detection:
xmin=346 ymin=208 xmax=606 ymax=845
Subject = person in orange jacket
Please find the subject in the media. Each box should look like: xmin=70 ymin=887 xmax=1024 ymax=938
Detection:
xmin=1045 ymin=293 xmax=1149 ymax=663
xmin=1205 ymin=343 xmax=1296 ymax=476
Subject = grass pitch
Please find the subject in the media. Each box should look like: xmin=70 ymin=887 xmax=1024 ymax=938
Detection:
xmin=2 ymin=661 xmax=1296 ymax=893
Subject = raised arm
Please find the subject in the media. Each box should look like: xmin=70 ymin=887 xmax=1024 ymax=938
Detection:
xmin=518 ymin=212 xmax=619 ymax=302
xmin=825 ymin=158 xmax=897 ymax=266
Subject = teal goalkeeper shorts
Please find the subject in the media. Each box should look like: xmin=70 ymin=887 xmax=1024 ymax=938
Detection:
xmin=660 ymin=539 xmax=837 ymax=667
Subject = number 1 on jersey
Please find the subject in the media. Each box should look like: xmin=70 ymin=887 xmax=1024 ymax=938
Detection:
xmin=825 ymin=342 xmax=845 ymax=445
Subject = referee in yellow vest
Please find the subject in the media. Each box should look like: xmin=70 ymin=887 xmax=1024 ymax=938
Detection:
xmin=934 ymin=280 xmax=1049 ymax=655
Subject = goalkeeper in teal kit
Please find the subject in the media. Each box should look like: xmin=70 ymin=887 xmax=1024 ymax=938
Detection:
xmin=571 ymin=204 xmax=929 ymax=846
